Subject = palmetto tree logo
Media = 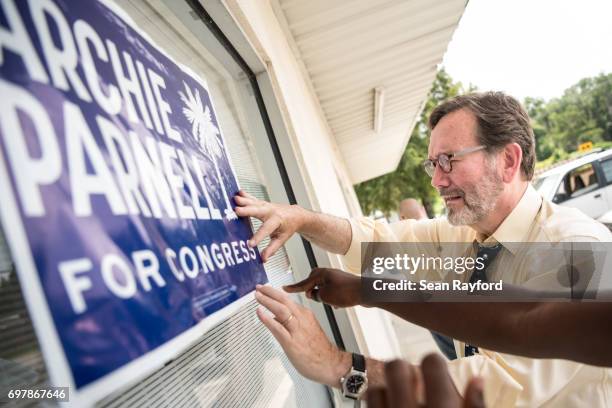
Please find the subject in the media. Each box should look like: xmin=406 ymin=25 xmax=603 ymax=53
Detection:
xmin=179 ymin=82 xmax=236 ymax=220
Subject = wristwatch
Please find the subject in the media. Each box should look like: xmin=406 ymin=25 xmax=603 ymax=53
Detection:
xmin=340 ymin=353 xmax=368 ymax=399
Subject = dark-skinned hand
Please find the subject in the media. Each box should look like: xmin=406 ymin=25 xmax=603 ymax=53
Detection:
xmin=283 ymin=267 xmax=361 ymax=307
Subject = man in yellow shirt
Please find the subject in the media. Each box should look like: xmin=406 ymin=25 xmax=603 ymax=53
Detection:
xmin=235 ymin=92 xmax=612 ymax=406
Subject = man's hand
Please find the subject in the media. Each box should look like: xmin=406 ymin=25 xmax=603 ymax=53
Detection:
xmin=367 ymin=355 xmax=485 ymax=408
xmin=254 ymin=284 xmax=351 ymax=387
xmin=234 ymin=190 xmax=305 ymax=262
xmin=234 ymin=190 xmax=353 ymax=261
xmin=283 ymin=268 xmax=362 ymax=308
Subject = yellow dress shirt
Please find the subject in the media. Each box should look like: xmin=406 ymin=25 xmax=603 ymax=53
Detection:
xmin=342 ymin=184 xmax=612 ymax=407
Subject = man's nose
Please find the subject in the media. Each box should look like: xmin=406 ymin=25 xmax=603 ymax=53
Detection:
xmin=431 ymin=165 xmax=451 ymax=189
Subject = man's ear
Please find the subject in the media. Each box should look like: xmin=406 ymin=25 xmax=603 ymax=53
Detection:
xmin=502 ymin=143 xmax=522 ymax=183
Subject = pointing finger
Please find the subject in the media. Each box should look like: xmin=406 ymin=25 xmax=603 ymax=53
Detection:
xmin=283 ymin=270 xmax=322 ymax=293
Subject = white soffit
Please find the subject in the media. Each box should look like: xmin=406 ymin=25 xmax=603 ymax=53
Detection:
xmin=275 ymin=0 xmax=467 ymax=184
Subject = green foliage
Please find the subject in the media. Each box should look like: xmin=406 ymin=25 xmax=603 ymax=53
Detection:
xmin=527 ymin=73 xmax=612 ymax=162
xmin=354 ymin=69 xmax=471 ymax=217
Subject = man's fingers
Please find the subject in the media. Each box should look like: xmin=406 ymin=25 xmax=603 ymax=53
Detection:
xmin=234 ymin=194 xmax=257 ymax=206
xmin=366 ymin=387 xmax=388 ymax=408
xmin=260 ymin=235 xmax=288 ymax=262
xmin=463 ymin=378 xmax=485 ymax=408
xmin=238 ymin=189 xmax=257 ymax=200
xmin=256 ymin=284 xmax=298 ymax=313
xmin=250 ymin=216 xmax=281 ymax=248
xmin=234 ymin=205 xmax=267 ymax=220
xmin=256 ymin=307 xmax=291 ymax=343
xmin=255 ymin=289 xmax=292 ymax=323
xmin=421 ymin=354 xmax=460 ymax=407
xmin=384 ymin=359 xmax=418 ymax=408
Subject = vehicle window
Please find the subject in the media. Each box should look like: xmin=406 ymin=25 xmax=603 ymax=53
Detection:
xmin=554 ymin=163 xmax=599 ymax=202
xmin=600 ymin=158 xmax=612 ymax=183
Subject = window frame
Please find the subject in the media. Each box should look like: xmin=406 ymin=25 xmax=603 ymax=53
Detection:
xmin=177 ymin=1 xmax=365 ymax=400
xmin=553 ymin=159 xmax=607 ymax=203
xmin=596 ymin=155 xmax=612 ymax=186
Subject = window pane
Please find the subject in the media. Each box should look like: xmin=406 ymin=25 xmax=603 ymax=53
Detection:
xmin=0 ymin=1 xmax=330 ymax=407
xmin=569 ymin=164 xmax=598 ymax=196
xmin=601 ymin=159 xmax=612 ymax=183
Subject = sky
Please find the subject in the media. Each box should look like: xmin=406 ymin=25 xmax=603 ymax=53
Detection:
xmin=441 ymin=0 xmax=612 ymax=101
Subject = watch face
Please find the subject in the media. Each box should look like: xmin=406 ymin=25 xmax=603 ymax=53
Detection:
xmin=346 ymin=374 xmax=366 ymax=393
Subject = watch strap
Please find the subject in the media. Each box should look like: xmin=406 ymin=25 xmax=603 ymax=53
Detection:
xmin=352 ymin=353 xmax=366 ymax=372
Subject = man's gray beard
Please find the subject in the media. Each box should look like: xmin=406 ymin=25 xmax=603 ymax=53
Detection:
xmin=445 ymin=167 xmax=504 ymax=226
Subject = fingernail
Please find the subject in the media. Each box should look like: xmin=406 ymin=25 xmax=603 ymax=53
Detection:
xmin=256 ymin=284 xmax=262 ymax=289
xmin=247 ymin=240 xmax=254 ymax=247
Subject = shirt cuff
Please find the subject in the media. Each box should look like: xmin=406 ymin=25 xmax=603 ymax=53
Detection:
xmin=342 ymin=217 xmax=376 ymax=274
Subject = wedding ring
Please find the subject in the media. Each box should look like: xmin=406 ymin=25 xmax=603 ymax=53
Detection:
xmin=280 ymin=314 xmax=294 ymax=326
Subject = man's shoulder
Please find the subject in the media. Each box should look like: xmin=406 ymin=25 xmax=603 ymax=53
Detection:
xmin=538 ymin=200 xmax=612 ymax=242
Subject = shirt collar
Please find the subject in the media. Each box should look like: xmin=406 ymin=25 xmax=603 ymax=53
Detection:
xmin=475 ymin=184 xmax=543 ymax=254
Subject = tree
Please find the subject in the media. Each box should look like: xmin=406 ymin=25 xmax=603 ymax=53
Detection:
xmin=527 ymin=72 xmax=612 ymax=165
xmin=355 ymin=68 xmax=472 ymax=217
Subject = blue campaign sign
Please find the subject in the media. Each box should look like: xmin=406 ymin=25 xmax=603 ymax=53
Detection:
xmin=0 ymin=0 xmax=268 ymax=401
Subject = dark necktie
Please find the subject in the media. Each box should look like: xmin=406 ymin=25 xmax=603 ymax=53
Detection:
xmin=464 ymin=242 xmax=503 ymax=357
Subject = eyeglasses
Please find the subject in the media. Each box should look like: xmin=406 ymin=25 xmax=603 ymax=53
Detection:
xmin=422 ymin=145 xmax=487 ymax=177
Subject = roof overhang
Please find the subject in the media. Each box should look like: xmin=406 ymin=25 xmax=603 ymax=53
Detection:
xmin=274 ymin=0 xmax=467 ymax=183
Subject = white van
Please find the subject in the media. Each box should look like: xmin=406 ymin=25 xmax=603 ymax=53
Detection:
xmin=532 ymin=149 xmax=612 ymax=227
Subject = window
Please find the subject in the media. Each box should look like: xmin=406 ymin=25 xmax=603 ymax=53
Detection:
xmin=554 ymin=163 xmax=600 ymax=203
xmin=600 ymin=158 xmax=612 ymax=184
xmin=0 ymin=1 xmax=332 ymax=407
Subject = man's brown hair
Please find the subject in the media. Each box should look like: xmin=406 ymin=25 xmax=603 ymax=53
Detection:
xmin=428 ymin=91 xmax=536 ymax=180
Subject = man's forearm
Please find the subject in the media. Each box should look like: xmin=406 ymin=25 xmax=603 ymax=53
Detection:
xmin=374 ymin=302 xmax=527 ymax=351
xmin=373 ymin=301 xmax=612 ymax=366
xmin=297 ymin=208 xmax=352 ymax=255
